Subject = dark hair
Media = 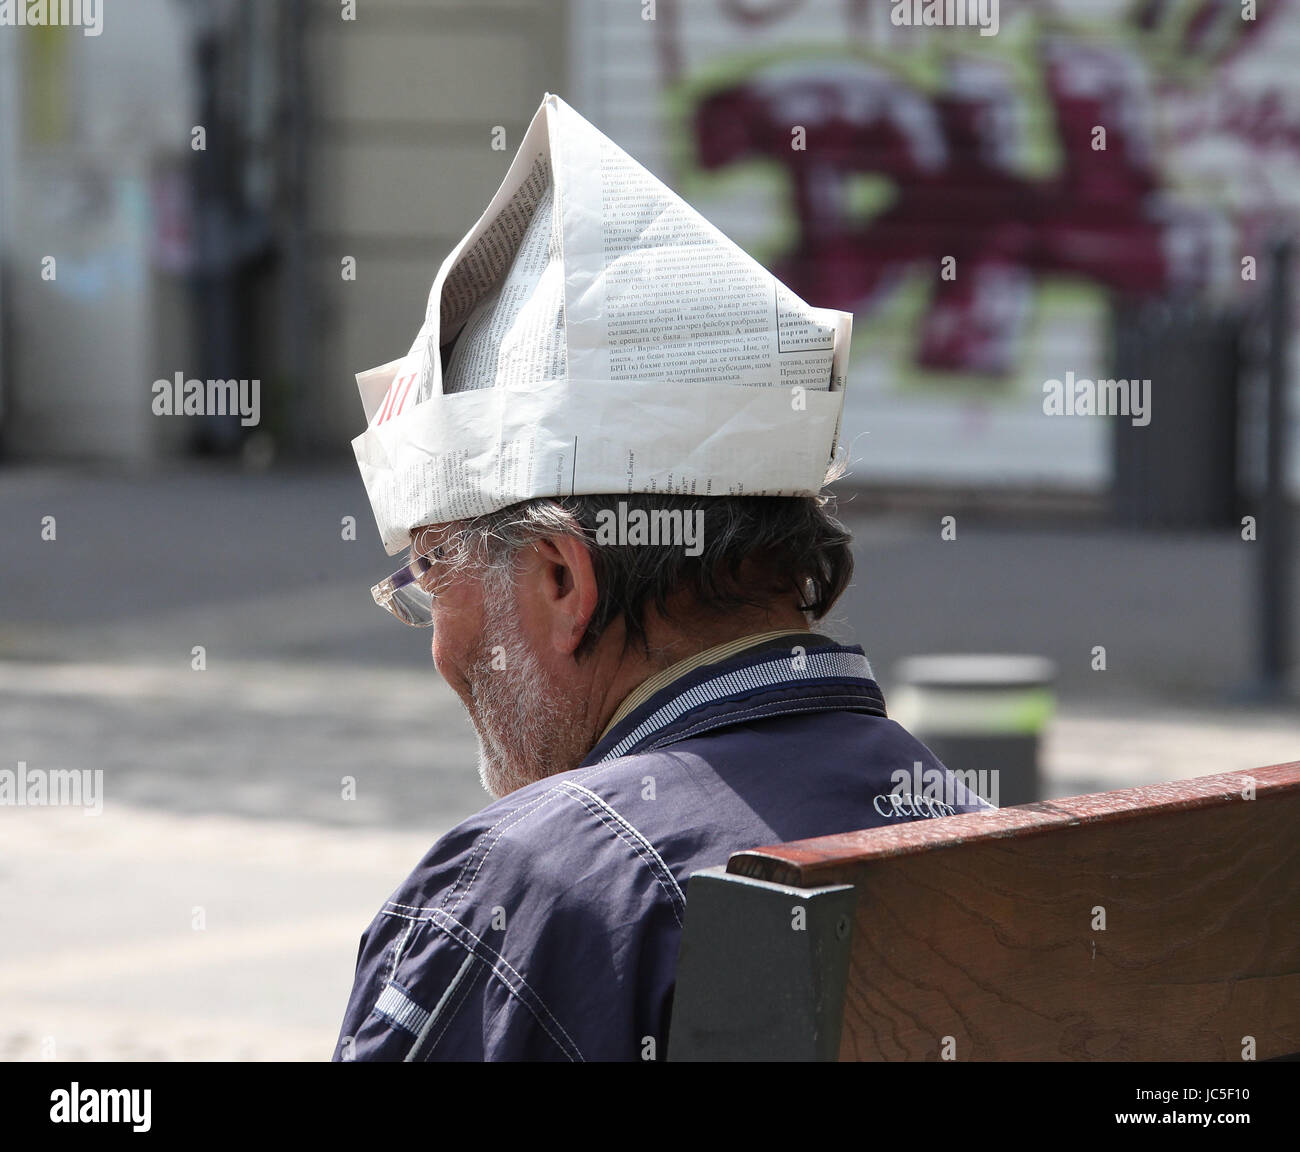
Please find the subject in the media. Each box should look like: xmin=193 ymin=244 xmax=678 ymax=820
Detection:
xmin=440 ymin=492 xmax=854 ymax=658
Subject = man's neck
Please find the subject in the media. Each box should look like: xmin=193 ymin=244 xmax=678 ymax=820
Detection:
xmin=584 ymin=604 xmax=814 ymax=749
xmin=597 ymin=626 xmax=819 ymax=743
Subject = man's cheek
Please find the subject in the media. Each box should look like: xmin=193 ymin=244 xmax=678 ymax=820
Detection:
xmin=445 ymin=662 xmax=477 ymax=708
xmin=431 ymin=630 xmax=472 ymax=700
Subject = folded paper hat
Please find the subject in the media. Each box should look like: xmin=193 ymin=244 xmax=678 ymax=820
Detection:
xmin=352 ymin=92 xmax=853 ymax=556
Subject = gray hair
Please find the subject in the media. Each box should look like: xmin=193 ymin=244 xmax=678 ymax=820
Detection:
xmin=426 ymin=492 xmax=854 ymax=658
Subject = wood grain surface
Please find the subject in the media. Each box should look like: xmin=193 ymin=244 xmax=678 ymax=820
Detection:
xmin=727 ymin=763 xmax=1300 ymax=1060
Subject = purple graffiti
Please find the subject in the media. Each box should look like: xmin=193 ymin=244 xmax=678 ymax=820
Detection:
xmin=693 ymin=45 xmax=1220 ymax=375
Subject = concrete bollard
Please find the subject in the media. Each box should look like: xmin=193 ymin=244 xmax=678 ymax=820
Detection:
xmin=890 ymin=654 xmax=1056 ymax=808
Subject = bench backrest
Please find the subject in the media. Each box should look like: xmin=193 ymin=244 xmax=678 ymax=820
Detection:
xmin=667 ymin=762 xmax=1300 ymax=1060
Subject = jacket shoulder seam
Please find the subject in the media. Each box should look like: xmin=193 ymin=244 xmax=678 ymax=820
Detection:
xmin=554 ymin=780 xmax=686 ymax=925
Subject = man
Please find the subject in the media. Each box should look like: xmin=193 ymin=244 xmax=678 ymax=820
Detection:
xmin=334 ymin=491 xmax=988 ymax=1061
xmin=334 ymin=94 xmax=990 ymax=1061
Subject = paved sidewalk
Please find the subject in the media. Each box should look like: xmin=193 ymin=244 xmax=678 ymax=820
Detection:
xmin=0 ymin=803 xmax=432 ymax=1062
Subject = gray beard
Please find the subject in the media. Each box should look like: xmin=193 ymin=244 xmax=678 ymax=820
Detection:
xmin=465 ymin=569 xmax=592 ymax=799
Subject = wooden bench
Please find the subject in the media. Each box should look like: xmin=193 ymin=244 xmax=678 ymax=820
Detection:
xmin=667 ymin=762 xmax=1300 ymax=1061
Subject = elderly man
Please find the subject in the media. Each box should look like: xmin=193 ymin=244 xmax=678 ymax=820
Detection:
xmin=334 ymin=95 xmax=989 ymax=1062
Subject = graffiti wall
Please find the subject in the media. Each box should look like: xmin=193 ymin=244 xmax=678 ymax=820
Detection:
xmin=570 ymin=0 xmax=1300 ymax=490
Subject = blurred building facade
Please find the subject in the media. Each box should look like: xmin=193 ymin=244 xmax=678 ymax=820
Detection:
xmin=572 ymin=0 xmax=1300 ymax=496
xmin=0 ymin=0 xmax=568 ymax=463
xmin=1 ymin=0 xmax=1296 ymax=499
xmin=0 ymin=0 xmax=193 ymax=462
xmin=304 ymin=0 xmax=568 ymax=448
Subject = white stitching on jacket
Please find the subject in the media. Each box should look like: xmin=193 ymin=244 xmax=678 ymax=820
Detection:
xmin=419 ymin=956 xmax=486 ymax=1059
xmin=429 ymin=909 xmax=583 ymax=1062
xmin=556 ymin=780 xmax=686 ymax=925
xmin=405 ymin=950 xmax=478 ymax=1061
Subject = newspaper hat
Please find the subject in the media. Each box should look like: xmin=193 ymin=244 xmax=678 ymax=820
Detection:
xmin=352 ymin=92 xmax=853 ymax=556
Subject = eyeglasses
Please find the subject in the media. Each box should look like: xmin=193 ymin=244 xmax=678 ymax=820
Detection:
xmin=370 ymin=541 xmax=450 ymax=628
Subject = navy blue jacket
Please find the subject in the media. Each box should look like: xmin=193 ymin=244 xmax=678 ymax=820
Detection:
xmin=333 ymin=633 xmax=991 ymax=1061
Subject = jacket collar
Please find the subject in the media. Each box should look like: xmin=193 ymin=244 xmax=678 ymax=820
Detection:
xmin=582 ymin=632 xmax=886 ymax=765
xmin=596 ymin=627 xmax=812 ymax=740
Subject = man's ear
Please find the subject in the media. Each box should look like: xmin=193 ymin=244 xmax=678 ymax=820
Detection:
xmin=520 ymin=534 xmax=599 ymax=658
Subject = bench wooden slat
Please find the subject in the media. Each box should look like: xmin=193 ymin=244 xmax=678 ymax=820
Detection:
xmin=720 ymin=763 xmax=1300 ymax=1060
